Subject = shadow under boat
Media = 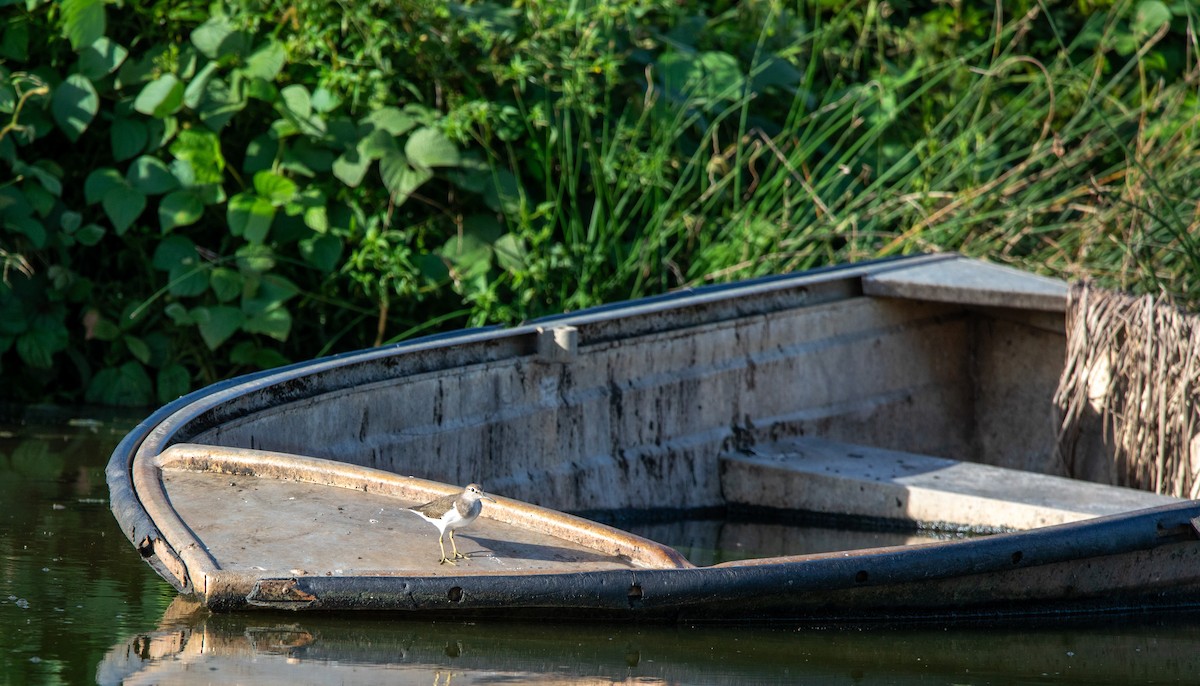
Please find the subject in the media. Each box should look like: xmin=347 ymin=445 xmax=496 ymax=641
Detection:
xmin=105 ymin=254 xmax=1200 ymax=621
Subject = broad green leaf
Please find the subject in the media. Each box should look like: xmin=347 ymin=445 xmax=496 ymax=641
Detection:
xmin=143 ymin=115 xmax=179 ymax=153
xmin=152 ymin=235 xmax=197 ymax=270
xmin=158 ymin=190 xmax=205 ymax=232
xmin=494 ymin=233 xmax=529 ymax=271
xmin=280 ymin=84 xmax=311 ymax=118
xmin=326 ymin=116 xmax=358 ymax=148
xmin=156 ymin=363 xmax=191 ymax=404
xmin=227 ymin=191 xmax=275 ymax=242
xmin=115 ymin=46 xmax=162 ymax=89
xmin=0 ymin=13 xmax=29 ymax=61
xmin=363 ymin=107 xmax=417 ymax=135
xmin=242 ymin=274 xmax=298 ymax=315
xmin=184 ymin=61 xmax=219 ymax=109
xmin=141 ymin=331 xmax=172 ymax=364
xmin=124 ymin=334 xmax=151 ymax=364
xmin=311 ymin=87 xmax=341 ymax=113
xmin=6 ymin=214 xmax=46 ymax=248
xmin=60 ymin=210 xmax=82 ymax=233
xmin=1133 ymin=0 xmax=1171 ymax=38
xmin=15 ymin=314 xmax=68 ymax=369
xmin=298 ymin=234 xmax=342 ymax=272
xmin=242 ymin=76 xmax=277 ymax=102
xmin=190 ymin=305 xmax=243 ymax=349
xmin=269 ymin=117 xmax=300 ymax=139
xmin=242 ymin=40 xmax=285 ymax=81
xmin=482 ymin=168 xmax=522 ymax=214
xmin=85 ymin=362 xmax=153 ymax=406
xmin=110 ymin=117 xmax=148 ymax=161
xmin=14 ymin=160 xmax=63 ymax=196
xmin=235 ymin=244 xmax=275 ymax=274
xmin=750 ymin=53 xmax=802 ymax=92
xmin=52 ymin=73 xmax=98 ymax=142
xmin=230 ymin=341 xmax=289 ymax=368
xmin=0 ymin=186 xmax=33 ymax=216
xmin=164 ymin=302 xmax=192 ymax=325
xmin=22 ymin=183 xmax=55 ymax=217
xmin=379 ymin=151 xmax=431 ymax=204
xmin=169 ymin=159 xmax=196 ymax=187
xmin=243 ymin=306 xmax=291 ymax=341
xmin=252 ymin=171 xmax=296 ymax=205
xmin=197 ymin=76 xmax=245 ymax=130
xmin=101 ymin=184 xmax=147 ymax=234
xmin=656 ymin=50 xmax=745 ymax=103
xmin=191 ymin=16 xmax=235 ymax=59
xmin=283 ymin=139 xmax=334 ymax=176
xmin=85 ymin=167 xmax=124 ymax=204
xmin=241 ymin=135 xmax=274 ymax=175
xmin=209 ymin=267 xmax=243 ymax=302
xmin=74 ymin=223 xmax=105 ymax=246
xmin=331 ymin=148 xmax=370 ymax=187
xmin=359 ymin=128 xmax=397 ymax=160
xmin=415 ymin=253 xmax=450 ymax=284
xmin=61 ymin=0 xmax=105 ymax=51
xmin=168 ymin=262 xmax=209 ymax=297
xmin=134 ymin=74 xmax=185 ymax=118
xmin=405 ymin=127 xmax=460 ymax=169
xmin=169 ymin=129 xmax=225 ymax=184
xmin=303 ymin=204 xmax=328 ymax=232
xmin=126 ymin=155 xmax=180 ymax=195
xmin=87 ymin=316 xmax=120 ymax=341
xmin=78 ymin=37 xmax=128 ymax=80
xmin=441 ymin=217 xmax=494 ymax=280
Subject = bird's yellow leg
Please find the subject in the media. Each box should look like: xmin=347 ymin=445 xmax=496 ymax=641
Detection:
xmin=438 ymin=534 xmax=455 ymax=565
xmin=449 ymin=530 xmax=466 ymax=560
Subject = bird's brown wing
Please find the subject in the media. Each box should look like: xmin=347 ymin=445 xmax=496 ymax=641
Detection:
xmin=410 ymin=492 xmax=458 ymax=518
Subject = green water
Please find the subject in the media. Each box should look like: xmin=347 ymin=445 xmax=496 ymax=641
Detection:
xmin=3 ymin=411 xmax=1200 ymax=685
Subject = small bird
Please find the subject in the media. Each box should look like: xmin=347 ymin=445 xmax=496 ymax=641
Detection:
xmin=407 ymin=483 xmax=496 ymax=565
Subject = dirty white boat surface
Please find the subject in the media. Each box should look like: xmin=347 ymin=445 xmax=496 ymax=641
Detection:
xmin=108 ymin=254 xmax=1200 ymax=620
xmin=140 ymin=443 xmax=687 ymax=605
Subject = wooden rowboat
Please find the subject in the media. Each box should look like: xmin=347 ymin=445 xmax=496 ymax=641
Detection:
xmin=107 ymin=254 xmax=1200 ymax=621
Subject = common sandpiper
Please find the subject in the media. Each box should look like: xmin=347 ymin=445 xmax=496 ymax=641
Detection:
xmin=408 ymin=483 xmax=495 ymax=565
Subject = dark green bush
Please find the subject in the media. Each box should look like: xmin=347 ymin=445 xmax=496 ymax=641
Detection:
xmin=1 ymin=0 xmax=1196 ymax=405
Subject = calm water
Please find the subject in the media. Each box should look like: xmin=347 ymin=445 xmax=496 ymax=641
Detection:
xmin=3 ymin=410 xmax=1200 ymax=685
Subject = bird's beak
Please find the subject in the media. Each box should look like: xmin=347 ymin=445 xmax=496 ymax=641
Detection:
xmin=482 ymin=494 xmax=497 ymax=503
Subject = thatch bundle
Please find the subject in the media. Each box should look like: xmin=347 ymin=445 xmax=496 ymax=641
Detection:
xmin=1054 ymin=282 xmax=1200 ymax=498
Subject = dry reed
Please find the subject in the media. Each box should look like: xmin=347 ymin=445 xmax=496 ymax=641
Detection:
xmin=1055 ymin=282 xmax=1200 ymax=497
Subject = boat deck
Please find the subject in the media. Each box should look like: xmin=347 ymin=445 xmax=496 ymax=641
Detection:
xmin=137 ymin=444 xmax=691 ymax=596
xmin=163 ymin=470 xmax=654 ymax=576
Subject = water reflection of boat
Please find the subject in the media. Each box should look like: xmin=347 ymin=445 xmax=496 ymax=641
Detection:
xmin=107 ymin=255 xmax=1200 ymax=620
xmin=98 ymin=597 xmax=1200 ymax=684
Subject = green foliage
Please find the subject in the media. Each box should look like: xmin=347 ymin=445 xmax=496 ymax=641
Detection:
xmin=0 ymin=0 xmax=1197 ymax=405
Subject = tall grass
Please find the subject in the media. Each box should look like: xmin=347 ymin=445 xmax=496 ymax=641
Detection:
xmin=482 ymin=0 xmax=1200 ymax=318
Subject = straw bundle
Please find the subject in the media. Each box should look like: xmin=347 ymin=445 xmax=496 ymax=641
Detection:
xmin=1054 ymin=282 xmax=1200 ymax=498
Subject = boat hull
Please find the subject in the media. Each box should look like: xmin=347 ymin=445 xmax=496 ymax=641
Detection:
xmin=107 ymin=255 xmax=1200 ymax=621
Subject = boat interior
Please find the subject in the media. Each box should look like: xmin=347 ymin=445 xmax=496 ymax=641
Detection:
xmin=132 ymin=254 xmax=1171 ymax=533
